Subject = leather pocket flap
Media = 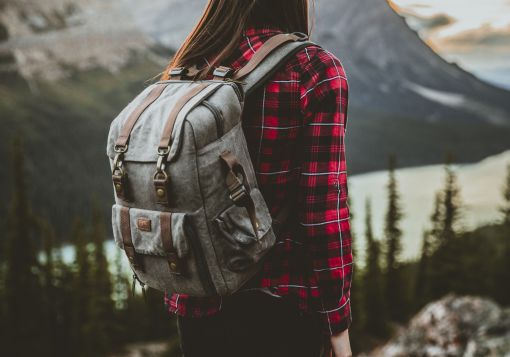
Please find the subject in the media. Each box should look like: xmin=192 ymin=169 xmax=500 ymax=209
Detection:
xmin=112 ymin=204 xmax=190 ymax=258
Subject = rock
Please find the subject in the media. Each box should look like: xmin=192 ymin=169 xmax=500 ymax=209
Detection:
xmin=0 ymin=0 xmax=151 ymax=81
xmin=359 ymin=293 xmax=510 ymax=357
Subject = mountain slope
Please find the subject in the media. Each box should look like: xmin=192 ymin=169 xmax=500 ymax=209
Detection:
xmin=1 ymin=0 xmax=510 ymax=235
xmin=0 ymin=0 xmax=151 ymax=80
xmin=0 ymin=57 xmax=163 ymax=236
xmin=118 ymin=0 xmax=510 ymax=173
xmin=316 ymin=0 xmax=510 ymax=126
xmin=122 ymin=0 xmax=510 ymax=127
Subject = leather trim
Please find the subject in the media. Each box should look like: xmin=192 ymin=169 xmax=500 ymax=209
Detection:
xmin=158 ymin=82 xmax=212 ymax=150
xmin=161 ymin=212 xmax=182 ymax=274
xmin=233 ymin=33 xmax=305 ymax=80
xmin=120 ymin=206 xmax=144 ymax=272
xmin=219 ymin=150 xmax=259 ymax=239
xmin=116 ymin=83 xmax=168 ymax=147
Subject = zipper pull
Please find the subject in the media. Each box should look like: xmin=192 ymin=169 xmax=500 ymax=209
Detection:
xmin=141 ymin=283 xmax=147 ymax=303
xmin=132 ymin=272 xmax=148 ymax=303
xmin=131 ymin=273 xmax=137 ymax=297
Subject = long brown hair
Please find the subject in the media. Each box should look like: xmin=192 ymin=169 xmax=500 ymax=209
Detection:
xmin=161 ymin=0 xmax=313 ymax=80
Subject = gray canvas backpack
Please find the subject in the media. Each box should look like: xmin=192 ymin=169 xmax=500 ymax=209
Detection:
xmin=107 ymin=32 xmax=314 ymax=297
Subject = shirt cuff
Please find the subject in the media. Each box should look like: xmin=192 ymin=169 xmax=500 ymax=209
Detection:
xmin=316 ymin=297 xmax=352 ymax=336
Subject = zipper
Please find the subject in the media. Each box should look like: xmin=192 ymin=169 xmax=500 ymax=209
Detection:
xmin=184 ymin=219 xmax=217 ymax=296
xmin=226 ymin=81 xmax=244 ymax=103
xmin=202 ymin=100 xmax=224 ymax=138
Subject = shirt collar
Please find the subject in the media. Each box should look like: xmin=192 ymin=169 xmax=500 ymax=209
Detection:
xmin=243 ymin=24 xmax=285 ymax=37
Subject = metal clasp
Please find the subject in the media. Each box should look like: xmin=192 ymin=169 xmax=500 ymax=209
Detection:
xmin=112 ymin=150 xmax=131 ymax=200
xmin=153 ymin=147 xmax=171 ymax=205
xmin=114 ymin=144 xmax=128 ymax=153
xmin=169 ymin=67 xmax=189 ymax=79
xmin=229 ymin=184 xmax=248 ymax=204
xmin=213 ymin=66 xmax=235 ymax=80
xmin=291 ymin=32 xmax=309 ymax=41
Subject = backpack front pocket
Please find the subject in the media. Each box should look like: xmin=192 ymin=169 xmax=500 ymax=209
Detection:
xmin=112 ymin=204 xmax=190 ymax=275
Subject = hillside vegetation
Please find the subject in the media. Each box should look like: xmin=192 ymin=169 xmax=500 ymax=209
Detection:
xmin=0 ymin=55 xmax=163 ymax=234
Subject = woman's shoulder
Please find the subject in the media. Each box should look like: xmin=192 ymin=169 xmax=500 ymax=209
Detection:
xmin=286 ymin=43 xmax=348 ymax=83
xmin=239 ymin=27 xmax=347 ymax=79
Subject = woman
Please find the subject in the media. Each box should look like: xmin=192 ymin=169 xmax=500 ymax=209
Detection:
xmin=161 ymin=1 xmax=353 ymax=356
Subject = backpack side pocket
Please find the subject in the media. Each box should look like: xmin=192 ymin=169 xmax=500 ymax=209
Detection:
xmin=213 ymin=187 xmax=275 ymax=272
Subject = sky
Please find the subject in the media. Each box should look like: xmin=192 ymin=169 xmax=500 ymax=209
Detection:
xmin=390 ymin=0 xmax=510 ymax=88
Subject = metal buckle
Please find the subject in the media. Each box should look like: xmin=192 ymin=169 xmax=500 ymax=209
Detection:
xmin=213 ymin=66 xmax=234 ymax=78
xmin=291 ymin=32 xmax=308 ymax=41
xmin=169 ymin=67 xmax=188 ymax=77
xmin=158 ymin=146 xmax=171 ymax=156
xmin=153 ymin=169 xmax=168 ymax=182
xmin=154 ymin=148 xmax=169 ymax=179
xmin=156 ymin=154 xmax=167 ymax=170
xmin=229 ymin=184 xmax=248 ymax=204
xmin=153 ymin=154 xmax=169 ymax=181
xmin=114 ymin=144 xmax=128 ymax=153
xmin=112 ymin=153 xmax=125 ymax=176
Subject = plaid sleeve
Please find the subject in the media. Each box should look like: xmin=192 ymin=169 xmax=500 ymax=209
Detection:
xmin=297 ymin=46 xmax=354 ymax=336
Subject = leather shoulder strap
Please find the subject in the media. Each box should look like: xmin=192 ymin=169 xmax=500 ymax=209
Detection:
xmin=233 ymin=32 xmax=316 ymax=97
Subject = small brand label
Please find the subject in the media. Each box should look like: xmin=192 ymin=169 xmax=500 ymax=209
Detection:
xmin=137 ymin=218 xmax=152 ymax=232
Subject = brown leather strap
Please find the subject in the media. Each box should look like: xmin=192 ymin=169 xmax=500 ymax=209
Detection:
xmin=116 ymin=83 xmax=169 ymax=148
xmin=232 ymin=33 xmax=307 ymax=81
xmin=120 ymin=207 xmax=144 ymax=272
xmin=219 ymin=150 xmax=260 ymax=239
xmin=158 ymin=82 xmax=212 ymax=150
xmin=160 ymin=212 xmax=181 ymax=274
xmin=272 ymin=203 xmax=295 ymax=236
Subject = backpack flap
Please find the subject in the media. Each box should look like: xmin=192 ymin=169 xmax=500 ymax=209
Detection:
xmin=112 ymin=204 xmax=190 ymax=274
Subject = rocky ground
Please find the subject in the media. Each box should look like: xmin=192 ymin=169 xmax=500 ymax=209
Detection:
xmin=106 ymin=294 xmax=510 ymax=357
xmin=360 ymin=293 xmax=510 ymax=357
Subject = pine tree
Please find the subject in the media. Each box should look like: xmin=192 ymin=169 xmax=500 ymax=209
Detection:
xmin=500 ymin=163 xmax=510 ymax=226
xmin=439 ymin=153 xmax=463 ymax=244
xmin=415 ymin=192 xmax=442 ymax=305
xmin=113 ymin=248 xmax=129 ymax=310
xmin=38 ymin=217 xmax=59 ymax=355
xmin=414 ymin=229 xmax=432 ymax=308
xmin=70 ymin=216 xmax=91 ymax=352
xmin=427 ymin=192 xmax=443 ymax=252
xmin=495 ymin=162 xmax=510 ymax=304
xmin=53 ymin=236 xmax=77 ymax=357
xmin=383 ymin=154 xmax=405 ymax=321
xmin=363 ymin=197 xmax=389 ymax=337
xmin=428 ymin=153 xmax=465 ymax=299
xmin=3 ymin=137 xmax=44 ymax=355
xmin=83 ymin=202 xmax=115 ymax=354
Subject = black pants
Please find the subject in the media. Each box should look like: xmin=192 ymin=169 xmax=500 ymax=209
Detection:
xmin=176 ymin=290 xmax=328 ymax=357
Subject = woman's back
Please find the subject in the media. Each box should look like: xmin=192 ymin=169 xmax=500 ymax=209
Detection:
xmin=165 ymin=23 xmax=353 ymax=338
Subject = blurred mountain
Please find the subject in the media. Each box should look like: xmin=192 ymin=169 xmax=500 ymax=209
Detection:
xmin=1 ymin=0 xmax=510 ymax=235
xmin=359 ymin=293 xmax=510 ymax=357
xmin=0 ymin=0 xmax=157 ymax=81
xmin=119 ymin=0 xmax=510 ymax=172
xmin=122 ymin=0 xmax=510 ymax=128
xmin=0 ymin=0 xmax=164 ymax=234
xmin=316 ymin=0 xmax=510 ymax=127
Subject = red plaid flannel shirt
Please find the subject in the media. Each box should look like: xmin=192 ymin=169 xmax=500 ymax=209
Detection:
xmin=164 ymin=25 xmax=353 ymax=336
